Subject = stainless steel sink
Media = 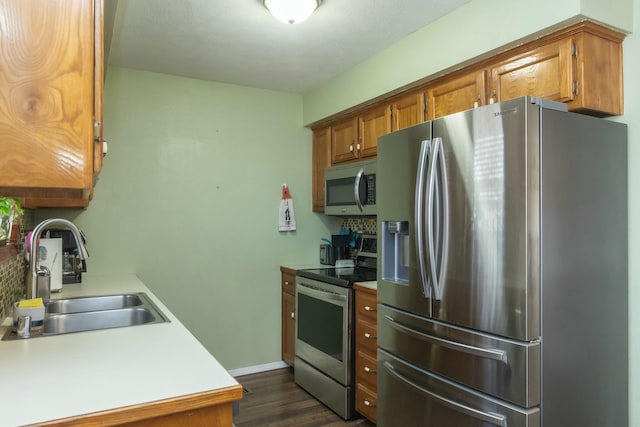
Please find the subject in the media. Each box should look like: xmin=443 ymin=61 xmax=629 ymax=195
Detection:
xmin=44 ymin=307 xmax=163 ymax=335
xmin=2 ymin=292 xmax=169 ymax=340
xmin=46 ymin=293 xmax=144 ymax=314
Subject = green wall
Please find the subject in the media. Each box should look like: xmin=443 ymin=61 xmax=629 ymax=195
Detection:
xmin=40 ymin=67 xmax=340 ymax=369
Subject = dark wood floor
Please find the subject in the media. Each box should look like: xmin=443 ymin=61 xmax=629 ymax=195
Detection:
xmin=234 ymin=368 xmax=375 ymax=427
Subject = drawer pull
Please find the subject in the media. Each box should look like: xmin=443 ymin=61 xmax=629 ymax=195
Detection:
xmin=364 ymin=399 xmax=376 ymax=407
xmin=364 ymin=365 xmax=377 ymax=373
xmin=364 ymin=332 xmax=377 ymax=339
xmin=364 ymin=305 xmax=376 ymax=312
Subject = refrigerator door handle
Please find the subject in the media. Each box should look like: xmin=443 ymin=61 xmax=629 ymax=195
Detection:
xmin=382 ymin=361 xmax=507 ymax=427
xmin=426 ymin=137 xmax=449 ymax=300
xmin=415 ymin=139 xmax=431 ymax=298
xmin=383 ymin=315 xmax=507 ymax=363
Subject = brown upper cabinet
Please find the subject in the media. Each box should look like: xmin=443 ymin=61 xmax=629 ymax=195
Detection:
xmin=488 ymin=24 xmax=623 ymax=116
xmin=312 ymin=126 xmax=331 ymax=212
xmin=391 ymin=91 xmax=426 ymax=131
xmin=331 ymin=104 xmax=391 ymax=164
xmin=331 ymin=117 xmax=360 ymax=164
xmin=426 ymin=70 xmax=487 ymax=119
xmin=0 ymin=0 xmax=105 ymax=208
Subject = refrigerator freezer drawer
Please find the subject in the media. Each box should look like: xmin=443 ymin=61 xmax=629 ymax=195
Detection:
xmin=378 ymin=304 xmax=540 ymax=408
xmin=378 ymin=349 xmax=541 ymax=427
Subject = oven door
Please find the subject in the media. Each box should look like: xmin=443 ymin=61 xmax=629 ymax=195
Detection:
xmin=296 ymin=276 xmax=353 ymax=386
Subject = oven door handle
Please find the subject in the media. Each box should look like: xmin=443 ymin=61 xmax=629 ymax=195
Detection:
xmin=297 ymin=284 xmax=347 ymax=303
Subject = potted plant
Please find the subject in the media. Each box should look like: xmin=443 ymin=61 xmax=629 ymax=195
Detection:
xmin=0 ymin=197 xmax=23 ymax=246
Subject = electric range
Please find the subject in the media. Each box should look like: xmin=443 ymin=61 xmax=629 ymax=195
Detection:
xmin=294 ymin=235 xmax=377 ymax=420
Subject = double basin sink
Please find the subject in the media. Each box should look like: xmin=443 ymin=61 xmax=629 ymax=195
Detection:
xmin=2 ymin=292 xmax=168 ymax=340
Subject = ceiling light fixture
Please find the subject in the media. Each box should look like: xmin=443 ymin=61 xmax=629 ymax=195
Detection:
xmin=263 ymin=0 xmax=321 ymax=25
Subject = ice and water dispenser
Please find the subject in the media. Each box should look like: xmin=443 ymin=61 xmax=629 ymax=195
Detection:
xmin=381 ymin=220 xmax=410 ymax=285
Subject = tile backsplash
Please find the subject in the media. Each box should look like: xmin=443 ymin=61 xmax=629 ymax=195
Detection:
xmin=0 ymin=254 xmax=26 ymax=320
xmin=0 ymin=209 xmax=32 ymax=319
xmin=341 ymin=217 xmax=377 ymax=235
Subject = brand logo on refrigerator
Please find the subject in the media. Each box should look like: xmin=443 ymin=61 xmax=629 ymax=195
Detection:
xmin=494 ymin=108 xmax=518 ymax=117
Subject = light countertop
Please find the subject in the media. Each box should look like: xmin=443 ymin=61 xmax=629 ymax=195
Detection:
xmin=0 ymin=274 xmax=240 ymax=426
xmin=281 ymin=263 xmax=328 ymax=270
xmin=354 ymin=280 xmax=377 ymax=290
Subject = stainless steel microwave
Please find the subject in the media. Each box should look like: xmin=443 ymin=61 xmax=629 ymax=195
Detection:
xmin=324 ymin=159 xmax=376 ymax=216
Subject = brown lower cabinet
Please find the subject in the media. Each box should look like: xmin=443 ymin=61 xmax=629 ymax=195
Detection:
xmin=33 ymin=387 xmax=242 ymax=426
xmin=281 ymin=266 xmax=296 ymax=367
xmin=354 ymin=283 xmax=378 ymax=424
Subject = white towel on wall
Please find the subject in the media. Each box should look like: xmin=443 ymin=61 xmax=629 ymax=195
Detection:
xmin=279 ymin=184 xmax=296 ymax=231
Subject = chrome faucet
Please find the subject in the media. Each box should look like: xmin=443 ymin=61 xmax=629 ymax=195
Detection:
xmin=26 ymin=219 xmax=89 ymax=303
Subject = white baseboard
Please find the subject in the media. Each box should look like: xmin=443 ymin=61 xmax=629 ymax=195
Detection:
xmin=228 ymin=360 xmax=289 ymax=377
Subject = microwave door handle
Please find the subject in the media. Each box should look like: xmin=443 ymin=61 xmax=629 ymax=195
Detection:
xmin=354 ymin=167 xmax=366 ymax=213
xmin=415 ymin=140 xmax=431 ymax=298
xmin=382 ymin=361 xmax=507 ymax=427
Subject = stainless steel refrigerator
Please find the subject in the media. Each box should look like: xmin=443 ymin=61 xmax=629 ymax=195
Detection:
xmin=376 ymin=96 xmax=627 ymax=427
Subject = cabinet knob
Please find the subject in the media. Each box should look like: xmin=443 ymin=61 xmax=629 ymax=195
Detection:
xmin=364 ymin=365 xmax=377 ymax=373
xmin=473 ymin=95 xmax=481 ymax=108
xmin=284 ymin=281 xmax=289 ymax=286
xmin=364 ymin=399 xmax=376 ymax=407
xmin=291 ymin=311 xmax=295 ymax=319
xmin=364 ymin=332 xmax=376 ymax=339
xmin=350 ymin=143 xmax=354 ymax=152
xmin=489 ymin=89 xmax=497 ymax=104
xmin=364 ymin=305 xmax=376 ymax=312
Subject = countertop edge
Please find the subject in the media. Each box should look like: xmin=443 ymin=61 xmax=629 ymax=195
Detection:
xmin=28 ymin=385 xmax=244 ymax=427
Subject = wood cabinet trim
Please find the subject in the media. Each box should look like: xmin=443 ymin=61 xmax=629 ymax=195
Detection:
xmin=29 ymin=386 xmax=243 ymax=427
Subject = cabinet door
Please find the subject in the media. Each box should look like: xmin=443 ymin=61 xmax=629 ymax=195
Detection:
xmin=391 ymin=92 xmax=425 ymax=131
xmin=426 ymin=69 xmax=487 ymax=119
xmin=489 ymin=38 xmax=574 ymax=105
xmin=0 ymin=0 xmax=100 ymax=206
xmin=331 ymin=117 xmax=359 ymax=164
xmin=312 ymin=126 xmax=331 ymax=212
xmin=282 ymin=291 xmax=295 ymax=367
xmin=359 ymin=104 xmax=391 ymax=159
xmin=570 ymin=31 xmax=623 ymax=115
xmin=281 ymin=268 xmax=296 ymax=367
xmin=356 ymin=382 xmax=378 ymax=424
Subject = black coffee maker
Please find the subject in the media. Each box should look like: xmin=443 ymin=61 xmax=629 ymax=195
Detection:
xmin=331 ymin=234 xmax=351 ymax=261
xmin=42 ymin=229 xmax=87 ymax=284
